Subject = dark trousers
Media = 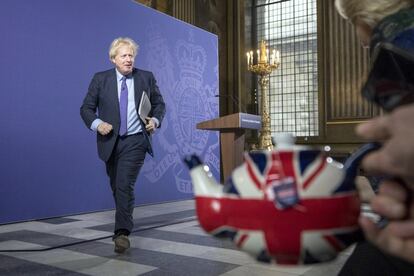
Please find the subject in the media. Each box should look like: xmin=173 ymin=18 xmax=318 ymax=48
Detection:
xmin=105 ymin=133 xmax=148 ymax=235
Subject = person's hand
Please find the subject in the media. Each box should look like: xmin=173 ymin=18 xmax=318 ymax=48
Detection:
xmin=355 ymin=176 xmax=376 ymax=202
xmin=355 ymin=104 xmax=414 ymax=262
xmin=359 ymin=180 xmax=414 ymax=263
xmin=145 ymin=117 xmax=156 ymax=134
xmin=97 ymin=122 xmax=113 ymax=135
xmin=356 ymin=105 xmax=414 ymax=185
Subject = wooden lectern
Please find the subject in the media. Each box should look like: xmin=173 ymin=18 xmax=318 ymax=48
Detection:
xmin=197 ymin=113 xmax=261 ymax=181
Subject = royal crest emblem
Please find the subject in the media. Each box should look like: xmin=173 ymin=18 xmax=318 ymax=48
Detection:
xmin=142 ymin=28 xmax=220 ymax=194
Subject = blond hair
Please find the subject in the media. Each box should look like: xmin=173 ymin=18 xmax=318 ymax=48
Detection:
xmin=335 ymin=0 xmax=414 ymax=27
xmin=108 ymin=37 xmax=139 ymax=60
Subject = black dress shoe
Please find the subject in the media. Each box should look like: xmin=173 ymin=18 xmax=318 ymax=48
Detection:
xmin=114 ymin=234 xmax=130 ymax=253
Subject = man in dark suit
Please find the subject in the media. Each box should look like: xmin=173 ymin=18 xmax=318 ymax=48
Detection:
xmin=80 ymin=37 xmax=165 ymax=253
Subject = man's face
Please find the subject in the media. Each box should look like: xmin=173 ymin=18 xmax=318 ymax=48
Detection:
xmin=112 ymin=45 xmax=135 ymax=75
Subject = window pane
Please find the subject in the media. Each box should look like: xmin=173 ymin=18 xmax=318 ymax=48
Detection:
xmin=254 ymin=0 xmax=318 ymax=137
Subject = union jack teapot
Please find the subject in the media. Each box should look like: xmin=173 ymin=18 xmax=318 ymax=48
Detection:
xmin=184 ymin=134 xmax=379 ymax=265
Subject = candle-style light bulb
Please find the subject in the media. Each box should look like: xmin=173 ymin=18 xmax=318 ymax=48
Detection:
xmin=246 ymin=52 xmax=250 ymax=67
xmin=272 ymin=49 xmax=276 ymax=64
xmin=250 ymin=51 xmax=253 ymax=65
xmin=276 ymin=50 xmax=280 ymax=63
xmin=260 ymin=40 xmax=267 ymax=63
xmin=266 ymin=49 xmax=269 ymax=63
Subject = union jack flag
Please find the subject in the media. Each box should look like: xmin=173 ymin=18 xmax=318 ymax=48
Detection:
xmin=195 ymin=150 xmax=361 ymax=265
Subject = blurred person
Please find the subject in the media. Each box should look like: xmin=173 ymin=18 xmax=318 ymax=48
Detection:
xmin=335 ymin=0 xmax=414 ymax=273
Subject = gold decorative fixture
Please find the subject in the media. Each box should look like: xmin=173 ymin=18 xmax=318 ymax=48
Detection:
xmin=247 ymin=40 xmax=281 ymax=150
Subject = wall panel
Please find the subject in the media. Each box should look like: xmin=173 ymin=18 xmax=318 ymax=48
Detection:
xmin=0 ymin=0 xmax=219 ymax=224
xmin=315 ymin=0 xmax=380 ymax=147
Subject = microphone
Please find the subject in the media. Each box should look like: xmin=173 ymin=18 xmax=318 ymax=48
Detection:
xmin=214 ymin=94 xmax=247 ymax=113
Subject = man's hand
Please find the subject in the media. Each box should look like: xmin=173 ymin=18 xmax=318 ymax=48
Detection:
xmin=359 ymin=180 xmax=414 ymax=263
xmin=145 ymin=117 xmax=156 ymax=134
xmin=97 ymin=122 xmax=113 ymax=135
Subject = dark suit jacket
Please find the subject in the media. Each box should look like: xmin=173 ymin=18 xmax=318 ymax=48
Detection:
xmin=80 ymin=68 xmax=166 ymax=162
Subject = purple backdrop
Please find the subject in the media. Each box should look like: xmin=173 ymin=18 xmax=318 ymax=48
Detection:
xmin=0 ymin=0 xmax=219 ymax=224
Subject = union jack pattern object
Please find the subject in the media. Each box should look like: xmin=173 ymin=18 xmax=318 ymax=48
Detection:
xmin=184 ymin=142 xmax=379 ymax=265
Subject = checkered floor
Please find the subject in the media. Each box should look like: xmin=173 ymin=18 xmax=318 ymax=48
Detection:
xmin=0 ymin=200 xmax=352 ymax=275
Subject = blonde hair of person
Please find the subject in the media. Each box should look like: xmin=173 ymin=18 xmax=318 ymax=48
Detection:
xmin=335 ymin=0 xmax=414 ymax=27
xmin=108 ymin=37 xmax=139 ymax=60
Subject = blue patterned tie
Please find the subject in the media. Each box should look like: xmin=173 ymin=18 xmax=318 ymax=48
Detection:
xmin=119 ymin=76 xmax=128 ymax=136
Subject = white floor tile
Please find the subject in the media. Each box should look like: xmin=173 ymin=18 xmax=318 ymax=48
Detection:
xmin=220 ymin=265 xmax=299 ymax=276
